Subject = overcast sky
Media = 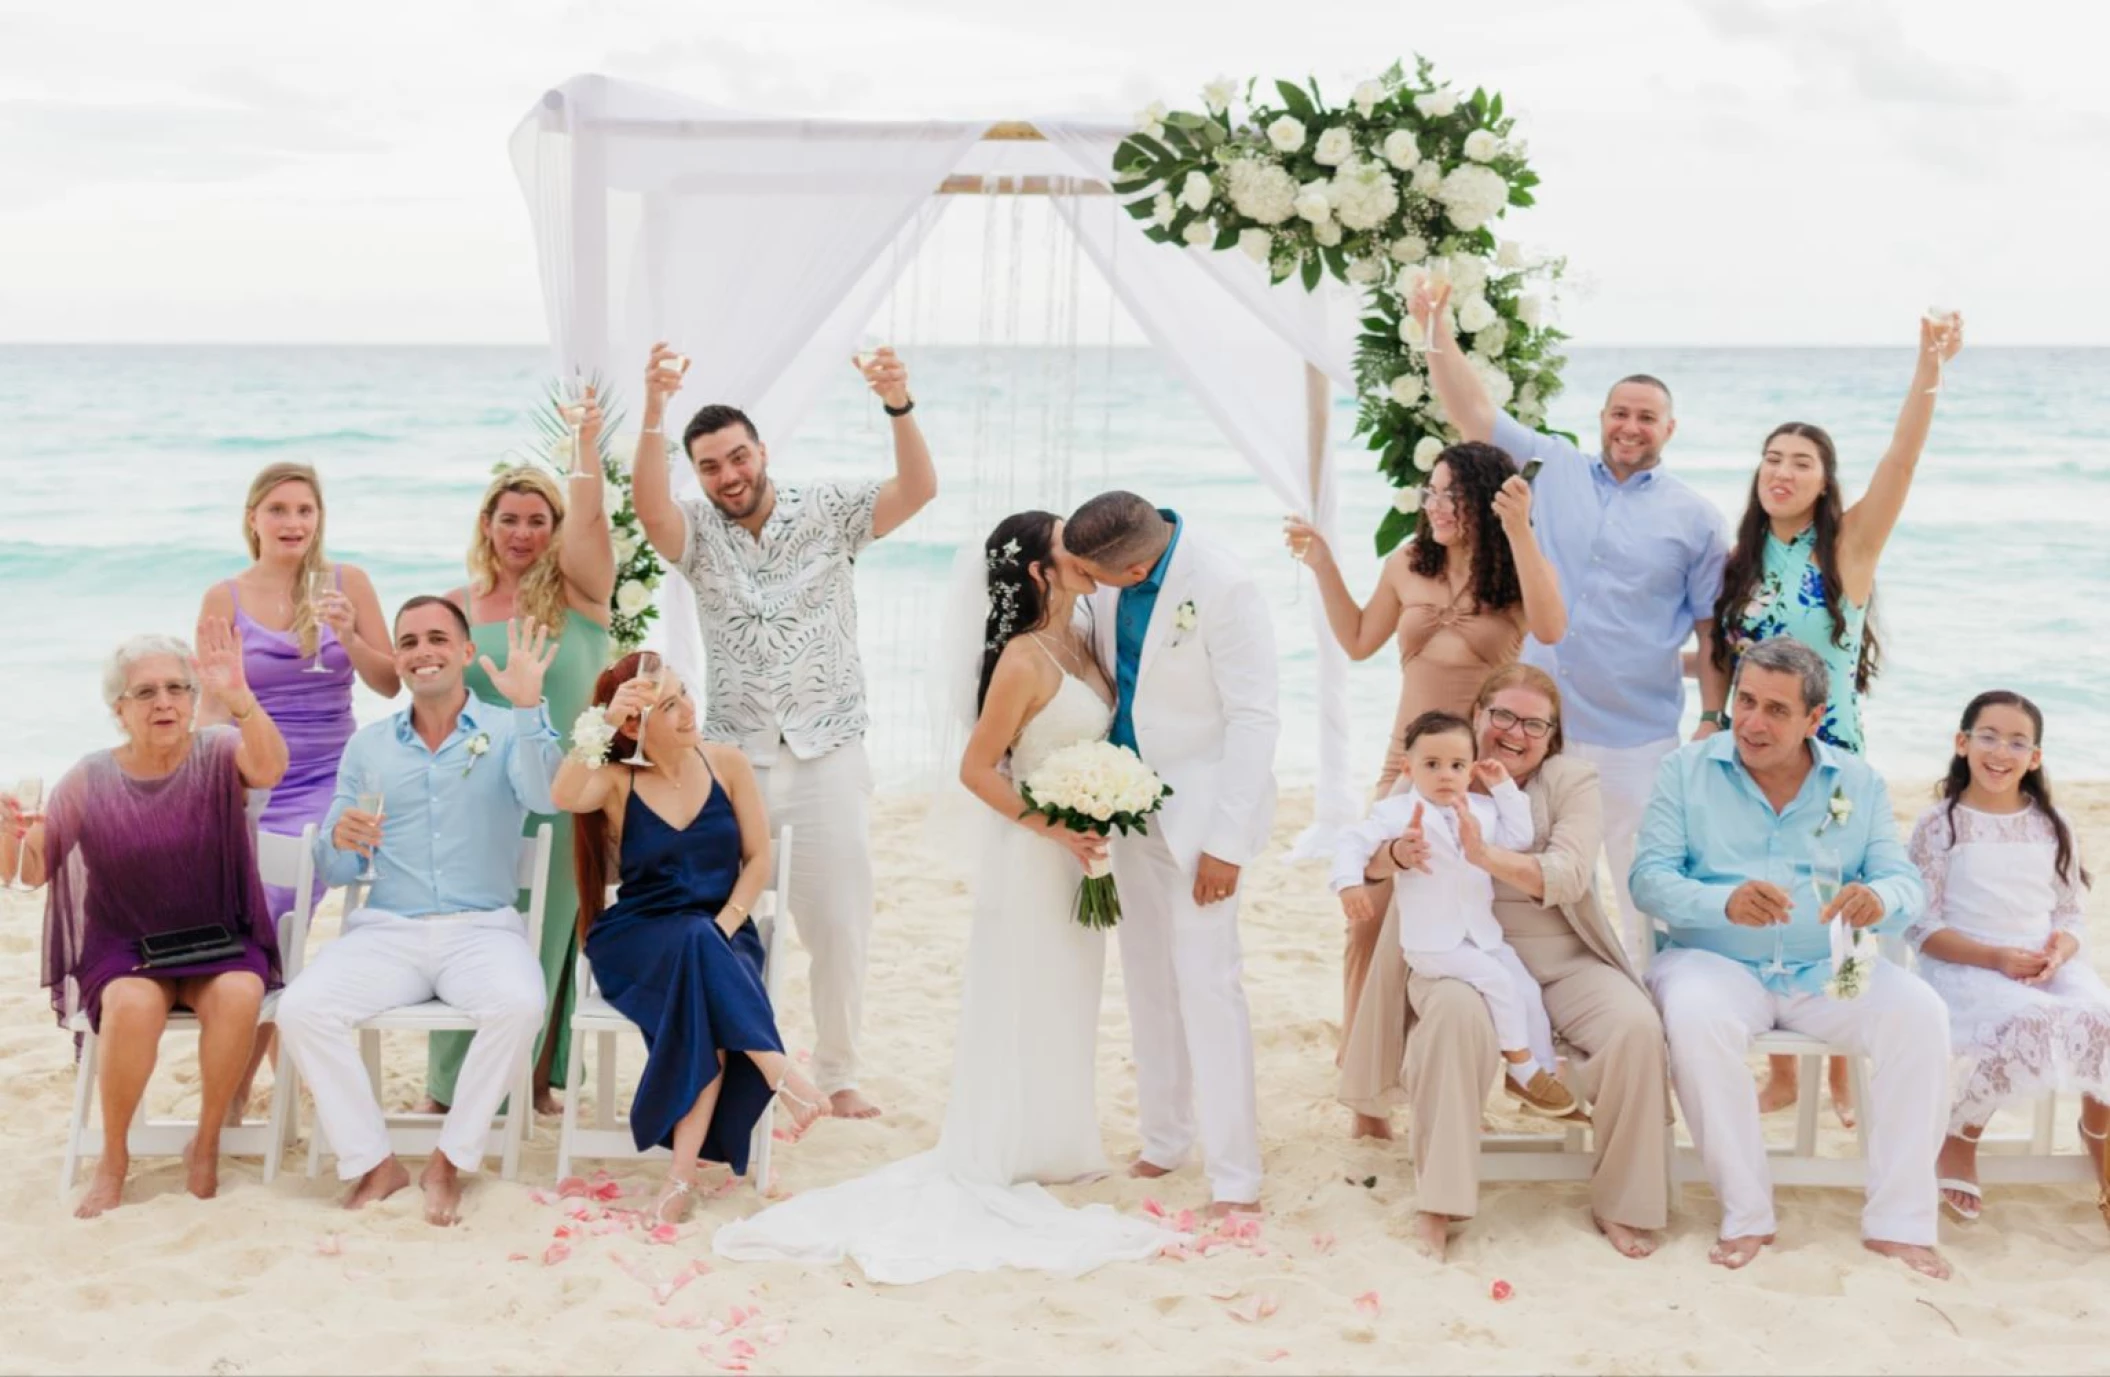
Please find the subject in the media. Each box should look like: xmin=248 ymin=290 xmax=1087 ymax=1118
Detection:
xmin=3 ymin=0 xmax=2104 ymax=345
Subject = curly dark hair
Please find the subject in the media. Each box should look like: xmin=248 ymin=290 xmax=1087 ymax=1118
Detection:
xmin=1709 ymin=422 xmax=1883 ymax=695
xmin=1408 ymin=441 xmax=1523 ymax=610
xmin=976 ymin=511 xmax=1062 ymax=713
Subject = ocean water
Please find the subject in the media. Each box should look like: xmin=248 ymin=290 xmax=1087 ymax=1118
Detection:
xmin=2 ymin=343 xmax=2105 ymax=791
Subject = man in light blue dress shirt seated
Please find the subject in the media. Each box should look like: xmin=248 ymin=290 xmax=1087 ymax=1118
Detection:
xmin=1415 ymin=284 xmax=1731 ymax=959
xmin=275 ymin=598 xmax=563 ymax=1228
xmin=1629 ymin=638 xmax=1950 ymax=1280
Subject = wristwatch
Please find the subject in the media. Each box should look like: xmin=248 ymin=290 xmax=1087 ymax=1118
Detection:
xmin=882 ymin=395 xmax=916 ymax=417
xmin=1700 ymin=710 xmax=1729 ymax=728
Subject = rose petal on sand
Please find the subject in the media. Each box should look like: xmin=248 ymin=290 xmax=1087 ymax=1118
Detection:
xmin=707 ymin=1319 xmax=728 ymax=1336
xmin=1226 ymin=1294 xmax=1279 ymax=1324
xmin=1353 ymin=1291 xmax=1382 ymax=1318
xmin=728 ymin=1339 xmax=758 ymax=1360
xmin=1174 ymin=1209 xmax=1198 ymax=1234
xmin=592 ymin=1181 xmax=624 ymax=1201
xmin=1141 ymin=1197 xmax=1168 ymax=1219
xmin=1262 ymin=1350 xmax=1291 ymax=1363
xmin=528 ymin=1188 xmax=556 ymax=1206
xmin=541 ymin=1242 xmax=572 ymax=1266
xmin=1491 ymin=1279 xmax=1514 ymax=1302
xmin=315 ymin=1233 xmax=342 ymax=1256
xmin=728 ymin=1304 xmax=759 ymax=1328
xmin=1311 ymin=1232 xmax=1337 ymax=1255
xmin=648 ymin=1224 xmax=681 ymax=1246
xmin=507 ymin=1252 xmax=531 ymax=1263
xmin=556 ymin=1176 xmax=592 ymax=1198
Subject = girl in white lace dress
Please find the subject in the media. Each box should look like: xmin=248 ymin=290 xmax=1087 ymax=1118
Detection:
xmin=1905 ymin=691 xmax=2106 ymax=1228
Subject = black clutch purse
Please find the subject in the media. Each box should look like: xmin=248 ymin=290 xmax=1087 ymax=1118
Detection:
xmin=137 ymin=924 xmax=246 ymax=970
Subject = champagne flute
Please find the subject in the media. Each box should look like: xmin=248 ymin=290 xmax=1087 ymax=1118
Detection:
xmin=1761 ymin=854 xmax=1803 ymax=980
xmin=7 ymin=775 xmax=42 ymax=889
xmin=557 ymin=376 xmax=592 ymax=482
xmin=655 ymin=352 xmax=690 ymax=440
xmin=1923 ymin=307 xmax=1958 ymax=395
xmin=620 ymin=652 xmax=662 ymax=767
xmin=303 ymin=570 xmax=335 ymax=674
xmin=353 ymin=773 xmax=384 ymax=883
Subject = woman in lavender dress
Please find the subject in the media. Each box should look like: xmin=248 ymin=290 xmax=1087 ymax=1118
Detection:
xmin=16 ymin=626 xmax=289 ymax=1218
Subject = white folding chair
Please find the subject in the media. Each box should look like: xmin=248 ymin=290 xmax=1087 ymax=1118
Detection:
xmin=298 ymin=823 xmax=553 ymax=1182
xmin=60 ymin=824 xmax=318 ymax=1198
xmin=556 ymin=826 xmax=793 ymax=1194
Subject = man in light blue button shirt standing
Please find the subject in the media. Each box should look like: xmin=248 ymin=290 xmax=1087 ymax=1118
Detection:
xmin=1630 ymin=638 xmax=1950 ymax=1280
xmin=1416 ymin=285 xmax=1730 ymax=959
xmin=276 ymin=598 xmax=563 ymax=1228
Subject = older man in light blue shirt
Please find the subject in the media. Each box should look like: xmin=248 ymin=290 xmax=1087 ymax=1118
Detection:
xmin=1417 ymin=288 xmax=1729 ymax=959
xmin=276 ymin=600 xmax=563 ymax=1228
xmin=1630 ymin=638 xmax=1949 ymax=1280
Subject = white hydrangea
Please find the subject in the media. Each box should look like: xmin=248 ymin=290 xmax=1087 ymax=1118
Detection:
xmin=1436 ymin=163 xmax=1509 ymax=231
xmin=1463 ymin=129 xmax=1502 ymax=162
xmin=1179 ymin=169 xmax=1213 ymax=212
xmin=1267 ymin=115 xmax=1307 ymax=153
xmin=1202 ymin=76 xmax=1238 ymax=113
xmin=1293 ymin=181 xmax=1333 ymax=225
xmin=1381 ymin=129 xmax=1420 ymax=171
xmin=1387 ymin=233 xmax=1429 ymax=264
xmin=1352 ymin=80 xmax=1384 ymax=117
xmin=1312 ymin=218 xmax=1343 ymax=246
xmin=1238 ymin=227 xmax=1273 ymax=264
xmin=1411 ymin=160 xmax=1442 ymax=194
xmin=1182 ymin=219 xmax=1214 ymax=246
xmin=1414 ymin=88 xmax=1459 ymax=118
xmin=1151 ymin=192 xmax=1176 ymax=228
xmin=616 ymin=581 xmax=652 ymax=615
xmin=1388 ymin=373 xmax=1425 ymax=407
xmin=1326 ymin=158 xmax=1400 ymax=231
xmin=1446 ymin=254 xmax=1489 ymax=295
xmin=1517 ymin=293 xmax=1545 ymax=329
xmin=1457 ymin=293 xmax=1498 ymax=333
xmin=1346 ymin=255 xmax=1384 ymax=284
xmin=1473 ymin=320 xmax=1510 ymax=358
xmin=1472 ymin=358 xmax=1517 ymax=408
xmin=1224 ymin=158 xmax=1297 ymax=225
xmin=1496 ymin=239 xmax=1525 ymax=270
xmin=1313 ymin=125 xmax=1355 ymax=166
xmin=1413 ymin=436 xmax=1445 ymax=471
xmin=1392 ymin=486 xmax=1423 ymax=514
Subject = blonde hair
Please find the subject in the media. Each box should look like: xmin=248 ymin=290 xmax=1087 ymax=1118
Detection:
xmin=243 ymin=463 xmax=329 ymax=656
xmin=468 ymin=467 xmax=571 ymax=634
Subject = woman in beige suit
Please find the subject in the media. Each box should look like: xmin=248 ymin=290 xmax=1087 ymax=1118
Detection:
xmin=1337 ymin=664 xmax=1670 ymax=1261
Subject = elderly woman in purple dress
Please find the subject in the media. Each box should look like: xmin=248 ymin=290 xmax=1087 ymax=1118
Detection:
xmin=14 ymin=623 xmax=290 ymax=1218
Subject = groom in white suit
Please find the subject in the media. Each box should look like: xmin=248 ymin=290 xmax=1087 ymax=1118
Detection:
xmin=1064 ymin=491 xmax=1279 ymax=1212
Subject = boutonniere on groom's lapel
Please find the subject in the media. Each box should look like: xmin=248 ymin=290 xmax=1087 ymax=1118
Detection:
xmin=1167 ymin=598 xmax=1199 ymax=647
xmin=462 ymin=731 xmax=492 ymax=778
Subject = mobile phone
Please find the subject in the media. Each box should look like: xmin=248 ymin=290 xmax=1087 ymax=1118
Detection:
xmin=1520 ymin=459 xmax=1544 ymax=483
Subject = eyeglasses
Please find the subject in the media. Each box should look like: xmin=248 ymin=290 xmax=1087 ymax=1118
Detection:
xmin=1421 ymin=485 xmax=1462 ymax=512
xmin=123 ymin=681 xmax=197 ymax=705
xmin=1967 ymin=729 xmax=2037 ymax=757
xmin=1487 ymin=706 xmax=1555 ymax=740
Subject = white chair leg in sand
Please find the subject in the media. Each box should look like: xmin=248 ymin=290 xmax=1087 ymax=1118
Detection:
xmin=1965 ymin=1091 xmax=2099 ymax=1186
xmin=60 ymin=825 xmax=319 ymax=1199
xmin=556 ymin=828 xmax=793 ymax=1195
xmin=299 ymin=824 xmax=552 ymax=1183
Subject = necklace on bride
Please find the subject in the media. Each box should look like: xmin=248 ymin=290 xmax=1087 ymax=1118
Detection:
xmin=1028 ymin=630 xmax=1094 ymax=681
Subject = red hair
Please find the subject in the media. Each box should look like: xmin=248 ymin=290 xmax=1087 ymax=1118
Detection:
xmin=571 ymin=650 xmax=651 ymax=941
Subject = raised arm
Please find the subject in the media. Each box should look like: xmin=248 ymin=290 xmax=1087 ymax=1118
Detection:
xmin=1409 ymin=280 xmax=1495 ymax=444
xmin=631 ymin=344 xmax=691 ymax=566
xmin=555 ymin=387 xmax=616 ymax=610
xmin=478 ymin=617 xmax=563 ymax=814
xmin=194 ymin=616 xmax=288 ymax=789
xmin=1838 ymin=314 xmax=1963 ymax=603
xmin=862 ymin=349 xmax=937 ymax=540
xmin=1285 ymin=520 xmax=1404 ymax=661
xmin=549 ymin=676 xmax=656 ymax=815
xmin=1489 ymin=477 xmax=1565 ymax=644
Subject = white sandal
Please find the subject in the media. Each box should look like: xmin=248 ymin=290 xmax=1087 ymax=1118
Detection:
xmin=1937 ymin=1178 xmax=1983 ymax=1222
xmin=2081 ymin=1121 xmax=2109 ymax=1231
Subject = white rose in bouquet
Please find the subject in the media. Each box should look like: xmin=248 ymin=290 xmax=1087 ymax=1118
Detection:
xmin=1463 ymin=129 xmax=1502 ymax=162
xmin=1182 ymin=219 xmax=1214 ymax=246
xmin=1472 ymin=358 xmax=1517 ymax=408
xmin=1312 ymin=218 xmax=1343 ymax=246
xmin=1387 ymin=233 xmax=1429 ymax=264
xmin=1225 ymin=158 xmax=1297 ymax=225
xmin=1202 ymin=76 xmax=1238 ymax=113
xmin=1388 ymin=372 xmax=1425 ymax=407
xmin=1517 ymin=293 xmax=1545 ymax=329
xmin=1473 ymin=320 xmax=1510 ymax=358
xmin=616 ymin=580 xmax=652 ymax=616
xmin=1352 ymin=79 xmax=1384 ymax=117
xmin=1327 ymin=158 xmax=1399 ymax=230
xmin=1151 ymin=192 xmax=1176 ymax=228
xmin=1238 ymin=227 xmax=1273 ymax=264
xmin=1267 ymin=114 xmax=1308 ymax=153
xmin=613 ymin=533 xmax=639 ymax=564
xmin=1019 ymin=740 xmax=1172 ymax=929
xmin=1496 ymin=238 xmax=1526 ymax=269
xmin=1382 ymin=130 xmax=1421 ymax=172
xmin=1436 ymin=163 xmax=1509 ymax=231
xmin=1411 ymin=161 xmax=1443 ymax=194
xmin=1413 ymin=436 xmax=1445 ymax=471
xmin=1457 ymin=293 xmax=1498 ymax=333
xmin=1414 ymin=88 xmax=1459 ymax=118
xmin=1293 ymin=182 xmax=1334 ymax=225
xmin=1313 ymin=125 xmax=1356 ymax=166
xmin=1179 ymin=169 xmax=1213 ymax=213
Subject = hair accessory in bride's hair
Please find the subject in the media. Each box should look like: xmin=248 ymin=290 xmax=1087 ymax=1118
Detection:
xmin=984 ymin=539 xmax=1026 ymax=650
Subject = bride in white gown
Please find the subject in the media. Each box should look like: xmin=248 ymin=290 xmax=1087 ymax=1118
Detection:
xmin=712 ymin=511 xmax=1173 ymax=1284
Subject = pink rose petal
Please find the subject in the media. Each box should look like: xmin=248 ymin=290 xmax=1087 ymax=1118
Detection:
xmin=507 ymin=1252 xmax=531 ymax=1263
xmin=707 ymin=1319 xmax=728 ymax=1336
xmin=1311 ymin=1231 xmax=1337 ymax=1255
xmin=728 ymin=1304 xmax=759 ymax=1328
xmin=315 ymin=1233 xmax=343 ymax=1256
xmin=728 ymin=1339 xmax=758 ymax=1360
xmin=1353 ymin=1290 xmax=1381 ymax=1319
xmin=1491 ymin=1278 xmax=1513 ymax=1302
xmin=592 ymin=1180 xmax=625 ymax=1201
xmin=541 ymin=1241 xmax=572 ymax=1266
xmin=556 ymin=1175 xmax=592 ymax=1198
xmin=648 ymin=1224 xmax=681 ymax=1245
xmin=1262 ymin=1350 xmax=1291 ymax=1363
xmin=1141 ymin=1196 xmax=1168 ymax=1219
xmin=528 ymin=1188 xmax=557 ymax=1205
xmin=1174 ymin=1209 xmax=1198 ymax=1234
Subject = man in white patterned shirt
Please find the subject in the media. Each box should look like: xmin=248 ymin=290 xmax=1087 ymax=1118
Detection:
xmin=632 ymin=343 xmax=936 ymax=1119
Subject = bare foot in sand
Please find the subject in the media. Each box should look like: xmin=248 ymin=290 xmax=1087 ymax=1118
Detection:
xmin=182 ymin=1136 xmax=219 ymax=1201
xmin=342 ymin=1157 xmax=411 ymax=1211
xmin=1409 ymin=1211 xmax=1451 ymax=1261
xmin=1865 ymin=1239 xmax=1950 ymax=1279
xmin=74 ymin=1162 xmax=127 ymax=1219
xmin=1594 ymin=1215 xmax=1659 ymax=1258
xmin=1708 ymin=1234 xmax=1772 ymax=1270
xmin=1128 ymin=1155 xmax=1175 ymax=1180
xmin=412 ymin=1096 xmax=449 ymax=1115
xmin=828 ymin=1089 xmax=882 ymax=1120
xmin=773 ymin=1069 xmax=831 ymax=1137
xmin=1350 ymin=1113 xmax=1393 ymax=1141
xmin=421 ymin=1155 xmax=464 ymax=1227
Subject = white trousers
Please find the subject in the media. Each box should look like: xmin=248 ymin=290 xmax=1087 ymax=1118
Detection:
xmin=1570 ymin=736 xmax=1680 ymax=963
xmin=1112 ymin=828 xmax=1263 ymax=1204
xmin=275 ymin=908 xmax=546 ymax=1179
xmin=1647 ymin=946 xmax=1949 ymax=1245
xmin=750 ymin=740 xmax=874 ymax=1095
xmin=1408 ymin=940 xmax=1556 ymax=1072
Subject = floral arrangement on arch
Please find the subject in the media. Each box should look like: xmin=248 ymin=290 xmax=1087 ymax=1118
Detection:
xmin=1114 ymin=58 xmax=1569 ymax=554
xmin=505 ymin=379 xmax=664 ymax=654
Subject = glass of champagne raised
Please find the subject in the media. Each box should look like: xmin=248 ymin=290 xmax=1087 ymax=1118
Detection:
xmin=620 ymin=652 xmax=662 ymax=767
xmin=304 ymin=570 xmax=335 ymax=674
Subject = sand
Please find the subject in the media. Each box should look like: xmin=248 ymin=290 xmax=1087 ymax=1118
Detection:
xmin=3 ymin=781 xmax=2108 ymax=1376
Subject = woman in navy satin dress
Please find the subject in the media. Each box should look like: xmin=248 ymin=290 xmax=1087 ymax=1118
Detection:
xmin=552 ymin=653 xmax=828 ymax=1222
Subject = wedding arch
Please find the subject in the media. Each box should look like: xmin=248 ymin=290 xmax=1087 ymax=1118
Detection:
xmin=509 ymin=73 xmax=1393 ymax=852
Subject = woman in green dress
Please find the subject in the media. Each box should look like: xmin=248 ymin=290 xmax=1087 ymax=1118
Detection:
xmin=425 ymin=400 xmax=616 ymax=1116
xmin=1709 ymin=311 xmax=1964 ymax=1124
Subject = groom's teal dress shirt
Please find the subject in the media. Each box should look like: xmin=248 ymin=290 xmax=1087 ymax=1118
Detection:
xmin=1110 ymin=510 xmax=1182 ymax=754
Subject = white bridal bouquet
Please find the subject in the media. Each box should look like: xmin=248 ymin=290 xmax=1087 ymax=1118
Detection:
xmin=1018 ymin=740 xmax=1173 ymax=930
